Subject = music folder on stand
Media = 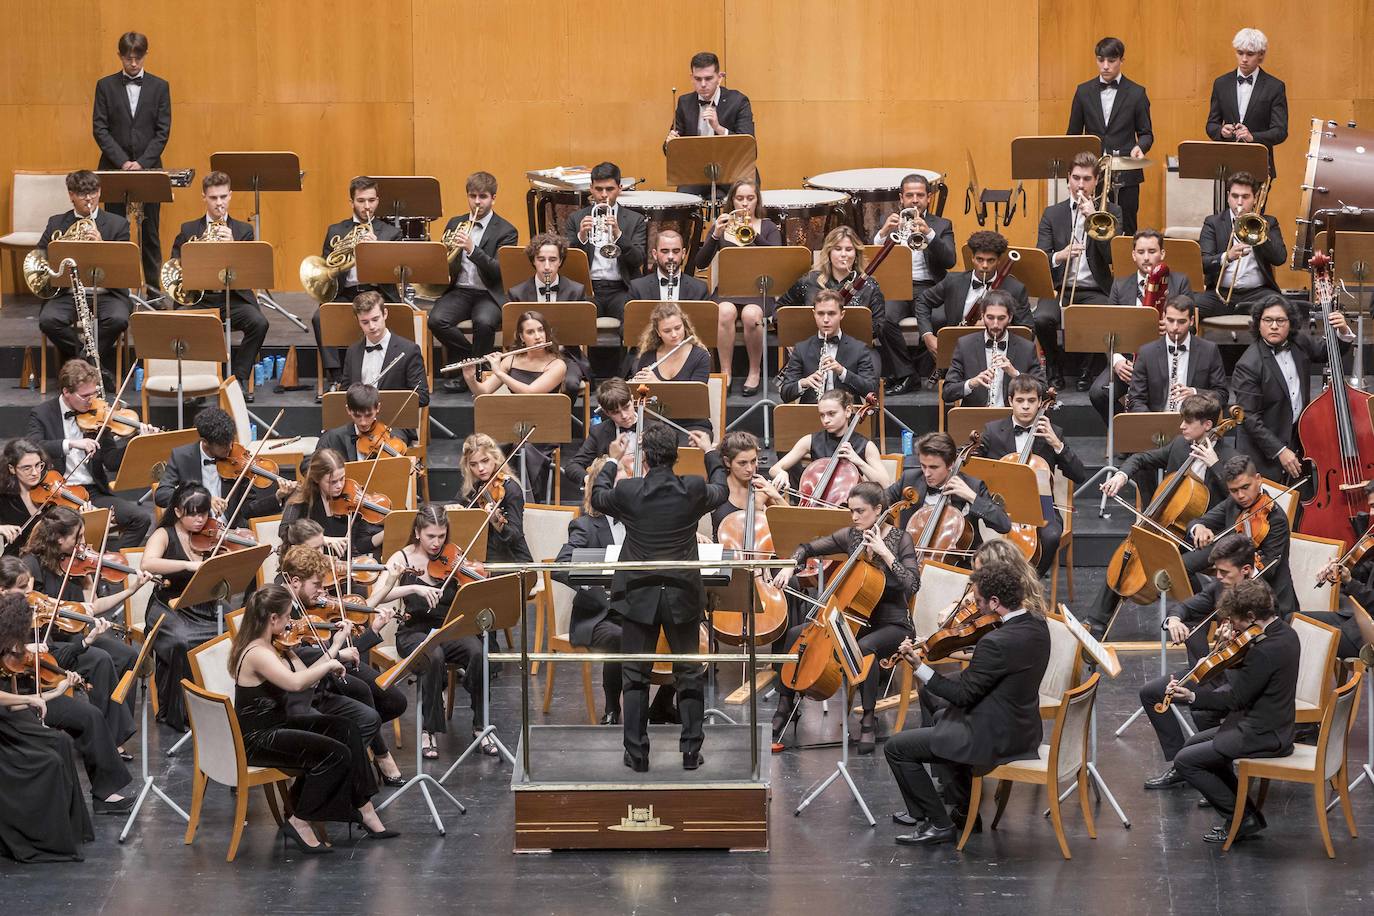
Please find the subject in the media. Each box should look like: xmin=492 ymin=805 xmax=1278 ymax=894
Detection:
xmin=94 ymin=169 xmax=173 ymax=302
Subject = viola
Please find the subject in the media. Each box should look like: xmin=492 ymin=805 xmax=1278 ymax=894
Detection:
xmin=65 ymin=545 xmax=168 ymax=587
xmin=216 ymin=442 xmax=292 ymax=491
xmin=905 ymin=433 xmax=981 ymax=568
xmin=1317 ymin=523 xmax=1374 ymax=587
xmin=75 ymin=398 xmax=156 ymax=438
xmin=713 ymin=483 xmax=788 ymax=646
xmin=26 ymin=591 xmax=126 ymax=637
xmin=426 ymin=543 xmax=488 ymax=584
xmin=326 ymin=477 xmax=392 ymax=525
xmin=997 ymin=390 xmax=1058 ymax=563
xmin=1154 ymin=622 xmax=1264 ymax=714
xmin=188 ymin=518 xmax=259 ymax=554
xmin=313 ymin=592 xmax=376 ymax=626
xmin=1 ymin=647 xmax=89 ymax=691
xmin=29 ymin=470 xmax=90 ymax=511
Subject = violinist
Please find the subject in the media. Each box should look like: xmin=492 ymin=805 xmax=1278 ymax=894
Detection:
xmin=886 ymin=432 xmax=1011 ymax=548
xmin=770 ymin=390 xmax=889 ymax=494
xmin=1311 ymin=480 xmax=1374 ymax=658
xmin=26 ymin=360 xmax=155 ymax=549
xmin=315 ymin=383 xmax=421 ymax=469
xmin=157 ymin=407 xmax=291 ymax=526
xmin=228 ymin=585 xmax=397 ymax=853
xmin=0 ymin=593 xmax=94 ymax=863
xmin=0 ymin=440 xmax=53 ymax=554
xmin=1164 ymin=578 xmax=1299 ymax=844
xmin=913 ymin=231 xmax=1034 ymax=370
xmin=768 ymin=481 xmax=920 ymax=755
xmin=975 ymin=376 xmax=1089 ymax=575
xmin=776 ymin=289 xmax=879 ymax=405
xmin=711 ymin=432 xmax=786 ymax=539
xmin=276 ymin=545 xmax=407 ymax=786
xmin=369 ymin=504 xmax=492 ymax=759
xmin=563 ymin=378 xmax=641 ymax=496
xmin=458 ymin=433 xmax=532 ymax=567
xmin=883 ymin=560 xmax=1050 ymax=847
xmin=1121 ymin=296 xmax=1226 ymax=417
xmin=281 ymin=448 xmax=383 ymax=558
xmin=1185 ymin=455 xmax=1295 ymax=610
xmin=942 ymin=291 xmax=1043 ymax=409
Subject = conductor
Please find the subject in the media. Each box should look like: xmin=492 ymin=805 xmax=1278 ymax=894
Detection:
xmin=591 ymin=424 xmax=728 ymax=772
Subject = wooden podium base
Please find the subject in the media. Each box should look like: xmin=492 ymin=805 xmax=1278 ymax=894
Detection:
xmin=512 ymin=724 xmax=769 ymax=853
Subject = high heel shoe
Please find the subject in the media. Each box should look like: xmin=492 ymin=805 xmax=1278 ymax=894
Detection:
xmin=857 ymin=714 xmax=877 ymax=756
xmin=359 ymin=824 xmax=402 ymax=840
xmin=282 ymin=821 xmax=333 ymax=855
xmin=374 ymin=761 xmax=405 ymax=787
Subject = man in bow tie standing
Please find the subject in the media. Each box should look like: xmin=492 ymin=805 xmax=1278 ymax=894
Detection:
xmin=1206 ymin=28 xmax=1287 ymax=177
xmin=92 ymin=31 xmax=172 ymax=294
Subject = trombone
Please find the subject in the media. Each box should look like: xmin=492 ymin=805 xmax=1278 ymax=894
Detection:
xmin=1058 ymin=155 xmax=1118 ymax=309
xmin=1217 ymin=178 xmax=1271 ymax=306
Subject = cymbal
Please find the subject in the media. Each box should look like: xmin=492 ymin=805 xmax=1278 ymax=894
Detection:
xmin=1105 ymin=155 xmax=1153 ymax=171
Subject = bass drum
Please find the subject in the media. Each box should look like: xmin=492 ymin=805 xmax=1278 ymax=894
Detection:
xmin=1292 ymin=118 xmax=1374 ymax=269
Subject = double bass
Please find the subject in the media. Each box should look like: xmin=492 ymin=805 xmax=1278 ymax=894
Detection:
xmin=1297 ymin=252 xmax=1374 ymax=549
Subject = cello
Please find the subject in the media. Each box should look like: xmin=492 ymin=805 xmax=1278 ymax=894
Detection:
xmin=905 ymin=432 xmax=981 ymax=567
xmin=997 ymin=389 xmax=1058 ymax=563
xmin=1297 ymin=251 xmax=1374 ymax=549
xmin=796 ymin=393 xmax=879 ymax=508
xmin=713 ymin=480 xmax=788 ymax=646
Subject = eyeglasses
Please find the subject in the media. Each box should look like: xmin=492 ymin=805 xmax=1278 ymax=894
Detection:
xmin=1259 ymin=316 xmax=1290 ymax=326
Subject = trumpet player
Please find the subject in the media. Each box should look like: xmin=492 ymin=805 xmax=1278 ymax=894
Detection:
xmin=34 ymin=171 xmax=132 ymax=382
xmin=313 ymin=177 xmax=402 ymax=392
xmin=427 ymin=171 xmax=518 ymax=393
xmin=628 ymin=229 xmax=708 ymax=303
xmin=1195 ymin=172 xmax=1286 ymax=320
xmin=565 ymin=162 xmax=647 ymax=325
xmin=169 ymin=170 xmax=267 ymax=399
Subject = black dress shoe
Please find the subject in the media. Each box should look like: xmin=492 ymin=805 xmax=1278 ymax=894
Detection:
xmin=600 ymin=711 xmax=620 ymax=725
xmin=444 ymin=377 xmax=468 ymax=394
xmin=359 ymin=824 xmax=402 ymax=840
xmin=884 ymin=376 xmax=915 ymax=396
xmin=891 ymin=811 xmax=927 ymax=829
xmin=1143 ymin=766 xmax=1186 ymax=790
xmin=623 ymin=751 xmax=649 ymax=773
xmin=1050 ymin=373 xmax=1066 ymax=391
xmin=950 ymin=810 xmax=983 ymax=834
xmin=1203 ymin=814 xmax=1264 ymax=844
xmin=92 ymin=796 xmax=135 ymax=815
xmin=742 ymin=379 xmax=761 ymax=397
xmin=118 ymin=749 xmax=134 ymax=762
xmin=895 ymin=823 xmax=958 ymax=846
xmin=1075 ymin=374 xmax=1091 ymax=391
xmin=683 ymin=752 xmax=704 ymax=770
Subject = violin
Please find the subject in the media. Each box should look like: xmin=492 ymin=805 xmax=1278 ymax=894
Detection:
xmin=1 ymin=647 xmax=89 ymax=691
xmin=713 ymin=483 xmax=788 ymax=646
xmin=326 ymin=477 xmax=392 ymax=524
xmin=998 ymin=390 xmax=1058 ymax=564
xmin=312 ymin=593 xmax=376 ymax=626
xmin=272 ymin=614 xmax=364 ymax=652
xmin=426 ymin=543 xmax=488 ymax=585
xmin=65 ymin=545 xmax=168 ymax=587
xmin=29 ymin=470 xmax=90 ymax=511
xmin=331 ymin=555 xmax=397 ymax=586
xmin=1317 ymin=523 xmax=1374 ymax=587
xmin=74 ymin=398 xmax=156 ymax=438
xmin=26 ymin=591 xmax=127 ymax=637
xmin=357 ymin=423 xmax=424 ymax=478
xmin=905 ymin=432 xmax=981 ymax=567
xmin=1155 ymin=622 xmax=1265 ymax=714
xmin=188 ymin=518 xmax=259 ymax=554
xmin=797 ymin=393 xmax=879 ymax=509
xmin=216 ymin=442 xmax=293 ymax=491
xmin=879 ymin=582 xmax=999 ymax=669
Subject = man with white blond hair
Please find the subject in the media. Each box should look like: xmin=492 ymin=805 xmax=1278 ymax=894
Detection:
xmin=1205 ymin=28 xmax=1287 ymax=177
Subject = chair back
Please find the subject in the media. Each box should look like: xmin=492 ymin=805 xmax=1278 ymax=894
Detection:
xmin=120 ymin=548 xmax=153 ymax=631
xmin=1048 ymin=672 xmax=1100 ymax=784
xmin=1261 ymin=478 xmax=1299 ymax=525
xmin=1039 ymin=611 xmax=1081 ymax=708
xmin=911 ymin=560 xmax=970 ymax=641
xmin=9 ymin=171 xmax=71 ymax=236
xmin=1288 ymin=533 xmax=1342 ymax=614
xmin=224 ymin=608 xmax=244 ymax=636
xmin=181 ymin=679 xmax=245 ymax=788
xmin=1292 ymin=613 xmax=1340 ymax=713
xmin=219 ymin=376 xmax=255 ymax=443
xmin=1318 ymin=669 xmax=1363 ymax=782
xmin=251 ymin=515 xmax=284 ymax=587
xmin=523 ymin=504 xmax=579 ymax=632
xmin=708 ymin=373 xmax=725 ymax=440
xmin=188 ymin=632 xmax=237 ymax=698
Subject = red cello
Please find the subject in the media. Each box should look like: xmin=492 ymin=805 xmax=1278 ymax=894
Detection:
xmin=1296 ymin=252 xmax=1374 ymax=549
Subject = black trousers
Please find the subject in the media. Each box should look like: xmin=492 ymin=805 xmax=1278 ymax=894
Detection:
xmin=884 ymin=726 xmax=966 ymax=828
xmin=1194 ymin=285 xmax=1275 ymax=320
xmin=395 ymin=628 xmax=484 ymax=734
xmin=889 ymin=280 xmax=937 ymax=375
xmin=297 ymin=644 xmax=406 ymax=757
xmin=1308 ymin=610 xmax=1366 ymax=659
xmin=88 ymin=492 xmax=153 ymax=551
xmin=40 ymin=694 xmax=131 ymax=799
xmin=590 ymin=279 xmax=631 ymax=324
xmin=429 ymin=286 xmax=501 ymax=363
xmin=869 ymin=299 xmax=916 ymax=379
xmin=192 ymin=293 xmax=268 ymax=385
xmin=1140 ymin=659 xmax=1224 ymax=763
xmin=147 ymin=603 xmax=220 ymax=732
xmin=313 ymin=283 xmax=400 ymax=374
xmin=774 ymin=617 xmax=912 ymax=714
xmin=105 ymin=201 xmax=161 ymax=289
xmin=588 ymin=617 xmax=624 ymax=715
xmin=1173 ymin=727 xmax=1251 ymax=820
xmin=1036 ymin=498 xmax=1064 ymax=577
xmin=48 ymin=638 xmax=136 ymax=747
xmin=621 ymin=601 xmax=705 ymax=760
xmin=1112 ymin=183 xmax=1141 ymax=237
xmin=1089 ymin=364 xmax=1126 ymax=427
xmin=39 ymin=293 xmax=130 ymax=373
xmin=241 ymin=713 xmax=373 ymax=823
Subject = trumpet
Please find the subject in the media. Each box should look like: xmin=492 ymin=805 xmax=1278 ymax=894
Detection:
xmin=299 ymin=217 xmax=376 ymax=304
xmin=893 ymin=207 xmax=929 ymax=251
xmin=590 ymin=203 xmax=620 ymax=259
xmin=161 ymin=217 xmax=231 ymax=306
xmin=23 ymin=217 xmax=99 ymax=299
xmin=723 ymin=208 xmax=756 ymax=246
xmin=1218 ymin=178 xmax=1271 ymax=306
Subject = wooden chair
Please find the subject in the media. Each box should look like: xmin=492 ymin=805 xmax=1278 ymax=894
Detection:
xmin=1039 ymin=607 xmax=1084 ymax=719
xmin=121 ymin=547 xmax=158 ymax=717
xmin=219 ymin=377 xmax=316 ymax=467
xmin=1049 ymin=476 xmax=1075 ymax=608
xmin=522 ymin=503 xmax=579 ymax=674
xmin=1293 ymin=613 xmax=1341 ymax=725
xmin=958 ymin=673 xmax=1101 ymax=859
xmin=250 ymin=515 xmax=284 ymax=588
xmin=1225 ymin=669 xmax=1363 ymax=857
xmin=879 ymin=561 xmax=969 ymax=729
xmin=187 ymin=632 xmax=236 ymax=696
xmin=1289 ymin=533 xmax=1342 ymax=615
xmin=181 ymin=679 xmax=293 ymax=862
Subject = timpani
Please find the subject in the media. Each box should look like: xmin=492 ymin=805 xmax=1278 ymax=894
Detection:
xmin=805 ymin=167 xmax=945 ymax=240
xmin=618 ymin=190 xmax=706 ymax=265
xmin=762 ymin=189 xmax=851 ymax=250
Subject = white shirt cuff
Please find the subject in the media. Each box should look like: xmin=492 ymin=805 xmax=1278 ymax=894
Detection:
xmin=1111 ymin=353 xmax=1127 ymax=369
xmin=964 ymin=381 xmax=975 ymax=397
xmin=1337 ymin=326 xmax=1357 ymax=344
xmin=915 ymin=663 xmax=935 ymax=683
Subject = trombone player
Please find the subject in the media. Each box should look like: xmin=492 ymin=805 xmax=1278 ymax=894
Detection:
xmin=167 ymin=170 xmax=268 ymax=401
xmin=1196 ymin=171 xmax=1285 ymax=319
xmin=31 ymin=170 xmax=133 ymax=385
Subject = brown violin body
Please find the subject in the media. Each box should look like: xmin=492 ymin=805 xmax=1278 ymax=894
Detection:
xmin=1154 ymin=623 xmax=1263 ymax=714
xmin=2 ymin=648 xmax=89 ymax=690
xmin=75 ymin=398 xmax=150 ymax=438
xmin=713 ymin=495 xmax=788 ymax=646
xmin=328 ymin=478 xmax=392 ymax=524
xmin=65 ymin=545 xmax=162 ymax=586
xmin=426 ymin=543 xmax=488 ymax=584
xmin=189 ymin=518 xmax=259 ymax=554
xmin=217 ymin=442 xmax=288 ymax=490
xmin=315 ymin=593 xmax=375 ymax=626
xmin=30 ymin=470 xmax=89 ymax=511
xmin=25 ymin=592 xmax=122 ymax=636
xmin=357 ymin=422 xmax=408 ymax=461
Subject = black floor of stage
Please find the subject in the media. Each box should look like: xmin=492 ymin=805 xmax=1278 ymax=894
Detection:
xmin=5 ymin=648 xmax=1371 ymax=914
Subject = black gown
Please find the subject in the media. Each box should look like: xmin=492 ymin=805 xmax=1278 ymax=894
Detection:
xmin=507 ymin=365 xmax=559 ymax=496
xmin=0 ymin=705 xmax=94 ymax=862
xmin=280 ymin=495 xmax=382 ymax=559
xmin=146 ymin=531 xmax=221 ymax=732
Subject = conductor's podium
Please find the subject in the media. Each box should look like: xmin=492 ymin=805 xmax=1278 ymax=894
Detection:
xmin=512 ymin=723 xmax=769 ymax=852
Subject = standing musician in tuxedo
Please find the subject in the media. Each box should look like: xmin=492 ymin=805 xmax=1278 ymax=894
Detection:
xmin=428 ymin=171 xmax=519 ymax=391
xmin=1065 ymin=37 xmax=1153 ymax=235
xmin=36 ymin=170 xmax=133 ymax=381
xmin=874 ymin=174 xmax=957 ymax=382
xmin=1206 ymin=28 xmax=1288 ymax=177
xmin=170 ymin=171 xmax=269 ymax=398
xmin=777 ymin=290 xmax=879 ymax=405
xmin=508 ymin=232 xmax=586 ymax=304
xmin=886 ymin=431 xmax=1011 ymax=551
xmin=27 ymin=360 xmax=154 ymax=549
xmin=1164 ymin=578 xmax=1299 ymax=844
xmin=1185 ymin=455 xmax=1295 ymax=611
xmin=338 ymin=291 xmax=430 ymax=416
xmin=1313 ymin=482 xmax=1374 ymax=658
xmin=590 ymin=424 xmax=726 ymax=772
xmin=666 ymin=51 xmax=755 ymax=196
xmin=1195 ymin=172 xmax=1287 ymax=319
xmin=313 ymin=176 xmax=402 ymax=391
xmin=157 ymin=406 xmax=289 ymax=525
xmin=942 ymin=291 xmax=1043 ymax=410
xmin=976 ymin=376 xmax=1089 ymax=576
xmin=1037 ymin=151 xmax=1123 ymax=390
xmin=627 ymin=229 xmax=709 ymax=303
xmin=92 ymin=31 xmax=171 ymax=291
xmin=883 ymin=561 xmax=1050 ymax=846
xmin=566 ymin=162 xmax=648 ymax=325
xmin=1232 ymin=295 xmax=1352 ymax=482
xmin=914 ymin=231 xmax=1033 ymax=372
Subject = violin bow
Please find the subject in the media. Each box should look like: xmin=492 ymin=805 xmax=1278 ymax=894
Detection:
xmin=62 ymin=364 xmax=140 ymax=487
xmin=212 ymin=409 xmax=286 ymax=556
xmin=1219 ymin=477 xmax=1308 ymax=540
xmin=462 ymin=424 xmax=536 ymax=510
xmin=1106 ymin=495 xmax=1193 ymax=551
xmin=281 ymin=576 xmax=346 ymax=685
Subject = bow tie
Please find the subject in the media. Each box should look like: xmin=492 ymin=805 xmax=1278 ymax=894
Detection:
xmin=538 ymin=283 xmax=558 ymax=296
xmin=63 ymin=409 xmax=79 ymax=420
xmin=1169 ymin=343 xmax=1188 ymax=356
xmin=1014 ymin=425 xmax=1034 ymax=435
xmin=364 ymin=343 xmax=383 ymax=353
xmin=1268 ymin=341 xmax=1290 ymax=355
xmin=659 ymin=275 xmax=678 ymax=286
xmin=970 ymin=278 xmax=987 ymax=290
xmin=1237 ymin=74 xmax=1253 ymax=85
xmin=1099 ymin=79 xmax=1119 ymax=91
xmin=698 ymin=98 xmax=714 ymax=107
xmin=122 ymin=74 xmax=143 ymax=86
xmin=986 ymin=337 xmax=1007 ymax=350
xmin=202 ymin=457 xmax=217 ymax=467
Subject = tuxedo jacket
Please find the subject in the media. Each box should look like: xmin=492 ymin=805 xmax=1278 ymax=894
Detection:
xmin=943 ymin=332 xmax=1044 ymax=407
xmin=338 ymin=333 xmax=431 ymax=408
xmin=92 ymin=71 xmax=171 ymax=169
xmin=38 ymin=210 xmax=133 ymax=306
xmin=563 ymin=419 xmax=691 ymax=486
xmin=438 ymin=211 xmax=519 ymax=301
xmin=913 ymin=271 xmax=1033 ymax=337
xmin=672 ymin=87 xmax=755 ymax=137
xmin=885 ymin=468 xmax=1011 ymax=538
xmin=565 ymin=205 xmax=648 ymax=284
xmin=875 ymin=211 xmax=957 ymax=285
xmin=1127 ymin=335 xmax=1227 ymax=412
xmin=1107 ymin=270 xmax=1193 ymax=306
xmin=323 ymin=216 xmax=401 ymax=255
xmin=1205 ymin=69 xmax=1288 ymax=175
xmin=627 ymin=271 xmax=710 ymax=303
xmin=589 ymin=453 xmax=729 ymax=625
xmin=156 ymin=441 xmax=279 ymax=524
xmin=171 ymin=215 xmax=257 ymax=306
xmin=1037 ymin=199 xmax=1123 ymax=290
xmin=1118 ymin=433 xmax=1237 ymax=506
xmin=1189 ymin=497 xmax=1296 ymax=612
xmin=777 ymin=333 xmax=878 ymax=404
xmin=1200 ymin=211 xmax=1285 ymax=290
xmin=923 ymin=612 xmax=1051 ymax=770
xmin=1189 ymin=617 xmax=1299 ymax=759
xmin=977 ymin=417 xmax=1090 ymax=487
xmin=507 ymin=275 xmax=587 ymax=303
xmin=553 ymin=514 xmax=616 ymax=646
xmin=27 ymin=398 xmax=127 ymax=496
xmin=1066 ymin=76 xmax=1154 ymax=187
xmin=1231 ymin=334 xmax=1341 ymax=478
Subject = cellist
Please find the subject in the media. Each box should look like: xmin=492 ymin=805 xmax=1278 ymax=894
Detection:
xmin=1184 ymin=455 xmax=1295 ymax=610
xmin=885 ymin=431 xmax=1010 ymax=550
xmin=767 ymin=482 xmax=920 ymax=755
xmin=769 ymin=390 xmax=889 ymax=495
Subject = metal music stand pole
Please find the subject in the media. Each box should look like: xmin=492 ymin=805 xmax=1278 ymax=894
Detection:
xmin=115 ymin=616 xmax=189 ymax=842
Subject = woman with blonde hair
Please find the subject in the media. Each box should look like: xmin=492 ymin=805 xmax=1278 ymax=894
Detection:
xmin=458 ymin=433 xmax=532 ymax=566
xmin=973 ymin=539 xmax=1047 ymax=617
xmin=631 ymin=302 xmax=714 ymax=434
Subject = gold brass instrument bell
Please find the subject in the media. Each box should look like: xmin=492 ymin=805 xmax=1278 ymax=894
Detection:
xmin=300 ymin=217 xmax=376 ymax=304
xmin=22 ymin=217 xmax=98 ymax=298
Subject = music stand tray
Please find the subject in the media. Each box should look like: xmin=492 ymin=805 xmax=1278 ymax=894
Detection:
xmin=623 ymin=300 xmax=720 ymax=351
xmin=766 ymin=506 xmax=853 ymax=561
xmin=370 ymin=176 xmax=444 ymax=225
xmin=498 ymin=246 xmax=592 ymax=295
xmin=474 ymin=393 xmax=572 ymax=444
xmin=210 ymin=152 xmax=302 ymax=245
xmin=181 ymin=240 xmax=274 ymax=380
xmin=47 ymin=240 xmax=142 ymax=290
xmin=499 ymin=301 xmax=598 ymax=348
xmin=322 ymin=390 xmax=421 ymax=432
xmin=111 ymin=427 xmax=199 ymax=494
xmin=1011 ymin=136 xmax=1103 ymax=183
xmin=862 ymin=244 xmax=912 ymax=297
xmin=963 ymin=457 xmax=1047 ymax=523
xmin=355 ymin=241 xmax=448 ymax=298
xmin=1007 ymin=246 xmax=1058 ymax=300
xmin=173 ymin=543 xmax=273 ymax=635
xmin=343 ymin=456 xmax=415 ymax=511
xmin=665 ymin=135 xmax=758 ymax=202
xmin=635 ymin=381 xmax=710 ymax=425
xmin=95 ymin=171 xmax=173 ymax=289
xmin=127 ymin=311 xmax=229 ymax=428
xmin=946 ymin=407 xmax=1012 ymax=444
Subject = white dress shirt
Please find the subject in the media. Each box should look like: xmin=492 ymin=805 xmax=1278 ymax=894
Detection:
xmin=697 ymin=87 xmax=725 ymax=136
xmin=609 ymin=518 xmax=625 ymax=545
xmin=1273 ymin=345 xmax=1303 ymax=420
xmin=1099 ymin=79 xmax=1118 ymax=126
xmin=61 ymin=408 xmax=94 ymax=486
xmin=967 ymin=332 xmax=1009 ymax=406
xmin=1070 ymin=210 xmax=1095 ymax=285
xmin=1236 ymin=69 xmax=1255 ymax=121
xmin=125 ymin=69 xmax=143 ymax=115
xmin=199 ymin=443 xmax=223 ymax=500
xmin=654 ymin=269 xmax=680 ymax=301
xmin=962 ymin=274 xmax=991 ymax=319
xmin=818 ymin=331 xmax=846 ymax=392
xmin=456 ymin=216 xmax=488 ymax=289
xmin=1221 ymin=210 xmax=1265 ymax=290
xmin=537 ymin=274 xmax=562 ymax=303
xmin=589 ymin=205 xmax=620 ymax=281
xmin=361 ymin=330 xmax=391 ymax=387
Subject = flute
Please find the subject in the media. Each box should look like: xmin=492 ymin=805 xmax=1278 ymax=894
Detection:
xmin=639 ymin=334 xmax=698 ymax=377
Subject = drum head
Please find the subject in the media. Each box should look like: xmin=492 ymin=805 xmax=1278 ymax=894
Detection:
xmin=1293 ymin=119 xmax=1374 ymax=269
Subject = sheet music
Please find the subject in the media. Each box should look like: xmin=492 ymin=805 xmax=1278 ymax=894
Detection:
xmin=1059 ymin=603 xmax=1121 ymax=677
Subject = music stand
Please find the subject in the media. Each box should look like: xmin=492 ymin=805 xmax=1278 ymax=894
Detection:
xmin=765 ymin=504 xmax=877 ymax=824
xmin=717 ymin=246 xmax=814 ymax=445
xmin=174 ymin=544 xmax=272 ymax=636
xmin=380 ymin=508 xmax=489 ymax=567
xmin=474 ymin=393 xmax=571 ymax=501
xmin=370 ymin=176 xmax=444 ymax=229
xmin=636 ymin=380 xmax=710 ymax=427
xmin=322 ymin=390 xmax=422 ymax=438
xmin=665 ymin=134 xmax=758 ymax=217
xmin=861 ymin=244 xmax=912 ymax=298
xmin=1011 ymin=136 xmax=1102 ymax=207
xmin=623 ymin=299 xmax=721 ymax=351
xmin=344 ymin=456 xmax=415 ymax=510
xmin=1177 ymin=141 xmax=1269 ymax=214
xmin=180 ymin=240 xmax=274 ymax=375
xmin=96 ymin=170 xmax=173 ymax=297
xmin=437 ymin=574 xmax=526 ymax=781
xmin=127 ymin=311 xmax=227 ymax=428
xmin=47 ymin=239 xmax=141 ymax=382
xmin=1007 ymin=246 xmax=1058 ymax=300
xmin=112 ymin=427 xmax=199 ymax=503
xmin=963 ymin=457 xmax=1046 ymax=522
xmin=946 ymin=407 xmax=1011 ymax=444
xmin=934 ymin=326 xmax=1035 ymax=369
xmin=499 ymin=301 xmax=597 ymax=348
xmin=79 ymin=508 xmax=111 ymax=554
xmin=497 ymin=246 xmax=592 ymax=295
xmin=356 ymin=240 xmax=448 ymax=307
xmin=1053 ymin=604 xmax=1130 ymax=828
xmin=209 ymin=152 xmax=302 ymax=242
xmin=1113 ymin=412 xmax=1183 ymax=454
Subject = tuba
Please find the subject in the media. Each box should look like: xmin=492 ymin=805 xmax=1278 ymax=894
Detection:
xmin=300 ymin=217 xmax=375 ymax=303
xmin=724 ymin=208 xmax=756 ymax=246
xmin=23 ymin=217 xmax=98 ymax=299
xmin=414 ymin=207 xmax=480 ymax=300
xmin=161 ymin=218 xmax=230 ymax=306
